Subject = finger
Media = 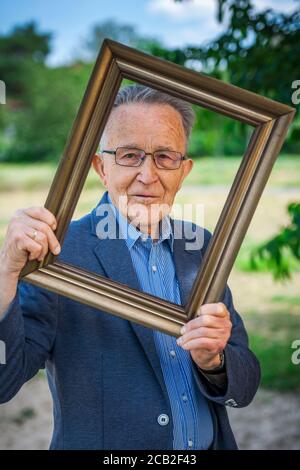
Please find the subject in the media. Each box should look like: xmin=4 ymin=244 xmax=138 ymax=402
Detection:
xmin=16 ymin=234 xmax=43 ymax=261
xmin=177 ymin=326 xmax=224 ymax=346
xmin=24 ymin=216 xmax=60 ymax=256
xmin=26 ymin=229 xmax=49 ymax=261
xmin=182 ymin=314 xmax=231 ymax=333
xmin=24 ymin=207 xmax=57 ymax=231
xmin=196 ymin=302 xmax=228 ymax=318
xmin=178 ymin=337 xmax=224 ymax=353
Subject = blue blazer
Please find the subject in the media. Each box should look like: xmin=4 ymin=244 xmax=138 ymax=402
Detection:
xmin=0 ymin=191 xmax=260 ymax=450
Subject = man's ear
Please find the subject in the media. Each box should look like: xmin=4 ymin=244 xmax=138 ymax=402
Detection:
xmin=92 ymin=154 xmax=108 ymax=188
xmin=178 ymin=157 xmax=194 ymax=189
xmin=177 ymin=158 xmax=194 ymax=191
xmin=183 ymin=157 xmax=194 ymax=179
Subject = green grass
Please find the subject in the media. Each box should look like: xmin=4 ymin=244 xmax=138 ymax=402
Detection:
xmin=0 ymin=163 xmax=57 ymax=192
xmin=185 ymin=154 xmax=300 ymax=187
xmin=0 ymin=154 xmax=299 ymax=192
xmin=250 ymin=334 xmax=300 ymax=391
xmin=271 ymin=295 xmax=300 ymax=305
xmin=246 ymin=310 xmax=300 ymax=391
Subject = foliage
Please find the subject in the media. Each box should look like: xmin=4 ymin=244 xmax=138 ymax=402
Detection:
xmin=85 ymin=18 xmax=161 ymax=59
xmin=250 ymin=203 xmax=300 ymax=280
xmin=0 ymin=21 xmax=51 ymax=99
xmin=0 ymin=21 xmax=93 ymax=162
xmin=167 ymin=0 xmax=300 ymax=153
xmin=0 ymin=62 xmax=92 ymax=162
xmin=208 ymin=0 xmax=300 ymax=104
xmin=1 ymin=2 xmax=300 ymax=161
xmin=250 ymin=333 xmax=300 ymax=391
xmin=157 ymin=0 xmax=300 ymax=102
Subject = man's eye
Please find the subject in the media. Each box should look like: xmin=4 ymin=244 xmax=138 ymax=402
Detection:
xmin=157 ymin=153 xmax=171 ymax=159
xmin=122 ymin=153 xmax=137 ymax=159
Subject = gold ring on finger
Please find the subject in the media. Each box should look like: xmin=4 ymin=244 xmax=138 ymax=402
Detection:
xmin=31 ymin=229 xmax=38 ymax=240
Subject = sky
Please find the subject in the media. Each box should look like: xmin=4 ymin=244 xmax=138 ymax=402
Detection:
xmin=1 ymin=0 xmax=299 ymax=66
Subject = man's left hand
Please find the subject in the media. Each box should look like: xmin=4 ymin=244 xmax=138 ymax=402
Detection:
xmin=176 ymin=302 xmax=232 ymax=371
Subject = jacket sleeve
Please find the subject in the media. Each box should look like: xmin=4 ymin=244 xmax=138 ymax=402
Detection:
xmin=0 ymin=280 xmax=58 ymax=404
xmin=191 ymin=282 xmax=261 ymax=408
xmin=189 ymin=225 xmax=261 ymax=407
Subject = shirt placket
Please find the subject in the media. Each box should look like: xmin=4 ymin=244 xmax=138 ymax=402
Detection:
xmin=148 ymin=242 xmax=165 ymax=299
xmin=148 ymin=241 xmax=196 ymax=450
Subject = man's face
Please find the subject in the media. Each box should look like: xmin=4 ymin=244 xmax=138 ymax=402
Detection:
xmin=92 ymin=102 xmax=193 ymax=234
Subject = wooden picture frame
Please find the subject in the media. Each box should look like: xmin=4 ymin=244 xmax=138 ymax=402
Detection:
xmin=20 ymin=39 xmax=295 ymax=337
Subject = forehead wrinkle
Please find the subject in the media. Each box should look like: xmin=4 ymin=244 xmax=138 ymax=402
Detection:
xmin=100 ymin=103 xmax=186 ymax=152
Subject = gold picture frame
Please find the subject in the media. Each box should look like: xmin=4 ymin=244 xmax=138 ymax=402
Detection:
xmin=20 ymin=39 xmax=295 ymax=337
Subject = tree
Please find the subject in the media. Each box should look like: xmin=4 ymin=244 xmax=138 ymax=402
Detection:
xmin=250 ymin=203 xmax=300 ymax=280
xmin=0 ymin=22 xmax=93 ymax=162
xmin=175 ymin=1 xmax=300 ymax=279
xmin=172 ymin=0 xmax=300 ymax=104
xmin=0 ymin=21 xmax=52 ymax=100
xmin=85 ymin=18 xmax=161 ymax=60
xmin=201 ymin=0 xmax=300 ymax=105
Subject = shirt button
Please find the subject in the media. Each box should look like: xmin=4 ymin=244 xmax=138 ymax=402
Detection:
xmin=152 ymin=265 xmax=157 ymax=272
xmin=188 ymin=439 xmax=193 ymax=448
xmin=182 ymin=394 xmax=188 ymax=402
xmin=170 ymin=350 xmax=176 ymax=358
xmin=157 ymin=414 xmax=169 ymax=426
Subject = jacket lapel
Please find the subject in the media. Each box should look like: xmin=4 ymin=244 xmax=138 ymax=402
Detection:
xmin=171 ymin=219 xmax=203 ymax=306
xmin=94 ymin=235 xmax=169 ymax=395
xmin=91 ymin=193 xmax=168 ymax=393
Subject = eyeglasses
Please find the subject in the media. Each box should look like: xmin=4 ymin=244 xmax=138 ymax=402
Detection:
xmin=100 ymin=147 xmax=186 ymax=170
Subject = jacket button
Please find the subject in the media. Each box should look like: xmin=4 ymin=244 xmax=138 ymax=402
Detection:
xmin=225 ymin=398 xmax=238 ymax=407
xmin=157 ymin=414 xmax=169 ymax=426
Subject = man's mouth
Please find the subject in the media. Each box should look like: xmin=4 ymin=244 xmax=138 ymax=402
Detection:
xmin=130 ymin=194 xmax=160 ymax=199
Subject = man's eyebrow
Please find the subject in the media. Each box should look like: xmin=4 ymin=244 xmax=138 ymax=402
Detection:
xmin=155 ymin=146 xmax=176 ymax=151
xmin=119 ymin=143 xmax=141 ymax=148
xmin=120 ymin=143 xmax=176 ymax=151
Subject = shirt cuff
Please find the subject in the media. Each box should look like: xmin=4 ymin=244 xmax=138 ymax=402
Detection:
xmin=197 ymin=368 xmax=228 ymax=388
xmin=195 ymin=353 xmax=227 ymax=389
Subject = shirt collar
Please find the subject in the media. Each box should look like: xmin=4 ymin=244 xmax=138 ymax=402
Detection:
xmin=107 ymin=192 xmax=174 ymax=252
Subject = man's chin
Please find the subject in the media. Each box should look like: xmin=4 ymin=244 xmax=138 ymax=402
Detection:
xmin=129 ymin=195 xmax=160 ymax=205
xmin=127 ymin=201 xmax=170 ymax=226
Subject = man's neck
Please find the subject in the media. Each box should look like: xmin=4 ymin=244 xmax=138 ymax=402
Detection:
xmin=106 ymin=192 xmax=164 ymax=242
xmin=133 ymin=221 xmax=160 ymax=242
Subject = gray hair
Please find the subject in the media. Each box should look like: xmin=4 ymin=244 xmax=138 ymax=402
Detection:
xmin=111 ymin=84 xmax=195 ymax=142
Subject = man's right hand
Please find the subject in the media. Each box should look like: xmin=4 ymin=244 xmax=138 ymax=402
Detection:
xmin=0 ymin=207 xmax=60 ymax=318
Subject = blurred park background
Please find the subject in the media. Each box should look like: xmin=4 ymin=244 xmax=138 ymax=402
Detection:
xmin=0 ymin=0 xmax=300 ymax=449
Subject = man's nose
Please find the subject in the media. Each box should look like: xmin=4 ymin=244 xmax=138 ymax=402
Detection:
xmin=136 ymin=154 xmax=159 ymax=184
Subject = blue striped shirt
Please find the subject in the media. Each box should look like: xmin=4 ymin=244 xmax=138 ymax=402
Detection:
xmin=107 ymin=194 xmax=214 ymax=450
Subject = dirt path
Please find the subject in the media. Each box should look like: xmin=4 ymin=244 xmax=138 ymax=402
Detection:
xmin=0 ymin=375 xmax=299 ymax=450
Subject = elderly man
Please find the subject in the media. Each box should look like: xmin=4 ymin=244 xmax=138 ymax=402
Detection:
xmin=0 ymin=85 xmax=260 ymax=450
